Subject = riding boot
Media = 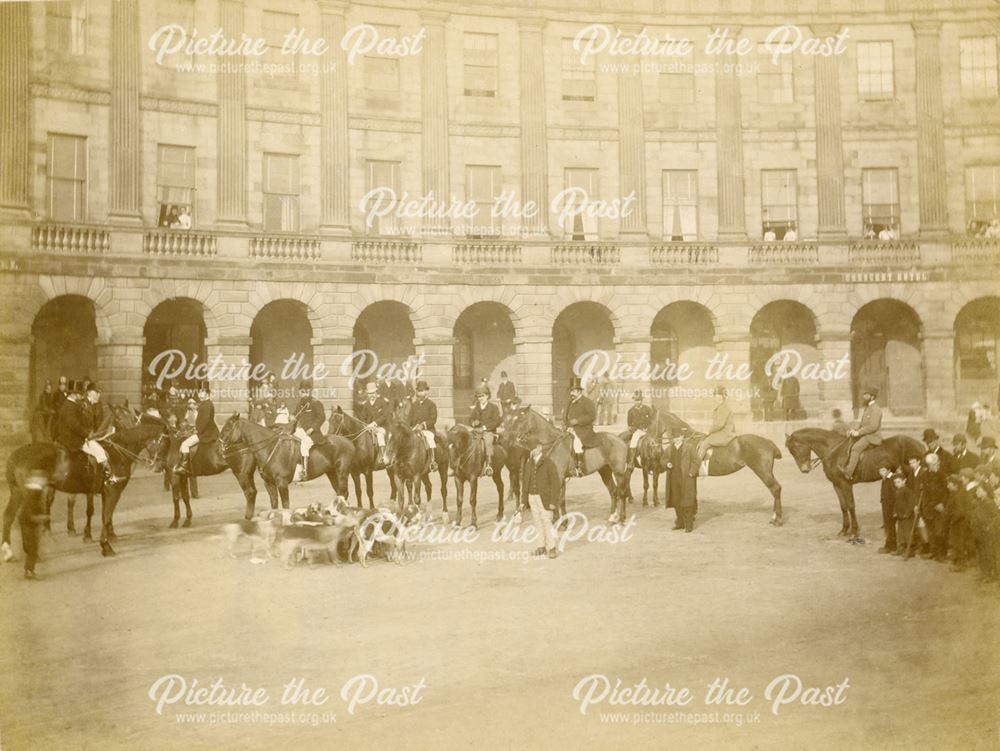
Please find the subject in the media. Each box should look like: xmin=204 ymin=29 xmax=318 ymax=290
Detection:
xmin=102 ymin=463 xmax=120 ymax=486
xmin=174 ymin=453 xmax=191 ymax=475
xmin=573 ymin=454 xmax=584 ymax=477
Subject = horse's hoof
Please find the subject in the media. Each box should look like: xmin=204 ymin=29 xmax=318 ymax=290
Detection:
xmin=82 ymin=532 xmax=92 ymax=543
xmin=24 ymin=569 xmax=38 ymax=580
xmin=168 ymin=520 xmax=178 ymax=529
xmin=182 ymin=519 xmax=192 ymax=528
xmin=641 ymin=500 xmax=648 ymax=507
xmin=607 ymin=514 xmax=617 ymax=523
xmin=496 ymin=513 xmax=504 ymax=523
xmin=2 ymin=542 xmax=16 ymax=562
xmin=511 ymin=512 xmax=523 ymax=525
xmin=67 ymin=527 xmax=77 ymax=536
xmin=101 ymin=543 xmax=116 ymax=557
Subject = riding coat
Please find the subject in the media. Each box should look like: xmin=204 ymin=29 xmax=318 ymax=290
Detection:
xmin=53 ymin=397 xmax=90 ymax=451
xmin=195 ymin=399 xmax=219 ymax=442
xmin=410 ymin=397 xmax=438 ymax=432
xmin=521 ymin=454 xmax=561 ymax=511
xmin=854 ymin=402 xmax=883 ymax=445
xmin=87 ymin=400 xmax=115 ymax=436
xmin=564 ymin=395 xmax=599 ymax=448
xmin=702 ymin=402 xmax=736 ymax=448
xmin=627 ymin=403 xmax=654 ymax=431
xmin=293 ymin=396 xmax=326 ymax=436
xmin=498 ymin=380 xmax=517 ymax=411
xmin=357 ymin=396 xmax=393 ymax=427
xmin=470 ymin=401 xmax=501 ymax=432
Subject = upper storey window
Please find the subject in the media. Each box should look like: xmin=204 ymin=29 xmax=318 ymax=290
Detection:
xmin=857 ymin=41 xmax=894 ymax=100
xmin=960 ymin=37 xmax=998 ymax=99
xmin=463 ymin=33 xmax=498 ymax=97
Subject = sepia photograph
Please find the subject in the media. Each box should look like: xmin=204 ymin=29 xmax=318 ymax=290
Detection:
xmin=0 ymin=0 xmax=998 ymax=748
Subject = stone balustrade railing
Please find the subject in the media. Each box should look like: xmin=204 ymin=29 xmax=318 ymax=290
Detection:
xmin=649 ymin=243 xmax=719 ymax=265
xmin=32 ymin=223 xmax=110 ymax=254
xmin=552 ymin=243 xmax=620 ymax=265
xmin=847 ymin=240 xmax=920 ymax=265
xmin=250 ymin=235 xmax=322 ymax=260
xmin=748 ymin=242 xmax=820 ymax=265
xmin=950 ymin=237 xmax=1000 ymax=265
xmin=143 ymin=230 xmax=217 ymax=257
xmin=453 ymin=241 xmax=523 ymax=265
xmin=352 ymin=239 xmax=422 ymax=263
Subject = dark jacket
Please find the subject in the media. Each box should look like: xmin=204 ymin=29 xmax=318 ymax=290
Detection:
xmin=893 ymin=484 xmax=916 ymax=519
xmin=357 ymin=396 xmax=392 ymax=427
xmin=195 ymin=399 xmax=218 ymax=441
xmin=669 ymin=441 xmax=698 ymax=509
xmin=498 ymin=381 xmax=517 ymax=409
xmin=53 ymin=398 xmax=90 ymax=451
xmin=954 ymin=448 xmax=980 ymax=471
xmin=521 ymin=455 xmax=562 ymax=511
xmin=87 ymin=400 xmax=115 ymax=436
xmin=927 ymin=446 xmax=954 ymax=475
xmin=880 ymin=476 xmax=894 ymax=508
xmin=293 ymin=396 xmax=326 ymax=435
xmin=627 ymin=404 xmax=654 ymax=431
xmin=410 ymin=397 xmax=438 ymax=432
xmin=470 ymin=401 xmax=501 ymax=432
xmin=564 ymin=395 xmax=598 ymax=447
xmin=920 ymin=470 xmax=948 ymax=519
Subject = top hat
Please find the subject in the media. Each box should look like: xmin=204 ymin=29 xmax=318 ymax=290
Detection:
xmin=569 ymin=377 xmax=584 ymax=391
xmin=922 ymin=429 xmax=939 ymax=442
xmin=86 ymin=382 xmax=101 ymax=393
xmin=67 ymin=379 xmax=84 ymax=394
xmin=416 ymin=380 xmax=430 ymax=392
xmin=365 ymin=382 xmax=378 ymax=395
xmin=980 ymin=437 xmax=998 ymax=450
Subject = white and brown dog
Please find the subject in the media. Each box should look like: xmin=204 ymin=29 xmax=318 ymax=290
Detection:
xmin=219 ymin=511 xmax=283 ymax=563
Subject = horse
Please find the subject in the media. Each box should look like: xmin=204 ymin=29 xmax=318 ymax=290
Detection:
xmin=157 ymin=417 xmax=274 ymax=527
xmin=445 ymin=424 xmax=507 ymax=528
xmin=384 ymin=420 xmax=438 ymax=515
xmin=510 ymin=407 xmax=629 ymax=524
xmin=218 ymin=415 xmax=355 ymax=508
xmin=327 ymin=407 xmax=398 ymax=509
xmin=497 ymin=409 xmax=528 ymax=516
xmin=393 ymin=397 xmax=450 ymax=511
xmin=620 ymin=409 xmax=686 ymax=507
xmin=654 ymin=410 xmax=785 ymax=526
xmin=3 ymin=415 xmax=168 ymax=576
xmin=785 ymin=428 xmax=926 ymax=538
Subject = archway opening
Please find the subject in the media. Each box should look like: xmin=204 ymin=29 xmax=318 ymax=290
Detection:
xmin=851 ymin=299 xmax=924 ymax=416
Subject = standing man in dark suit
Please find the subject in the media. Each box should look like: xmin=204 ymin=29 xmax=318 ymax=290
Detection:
xmin=175 ymin=383 xmax=217 ymax=475
xmin=671 ymin=435 xmax=698 ymax=532
xmin=521 ymin=445 xmax=561 ymax=558
xmin=877 ymin=466 xmax=897 ymax=553
xmin=841 ymin=386 xmax=883 ymax=480
xmin=952 ymin=434 xmax=980 ymax=471
xmin=497 ymin=371 xmax=517 ymax=416
xmin=564 ymin=377 xmax=598 ymax=477
xmin=892 ymin=471 xmax=917 ymax=558
xmin=923 ymin=429 xmax=954 ymax=475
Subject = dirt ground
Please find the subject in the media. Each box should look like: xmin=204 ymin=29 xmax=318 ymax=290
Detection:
xmin=1 ymin=463 xmax=998 ymax=751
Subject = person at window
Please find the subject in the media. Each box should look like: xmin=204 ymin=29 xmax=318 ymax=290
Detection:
xmin=864 ymin=225 xmax=876 ymax=240
xmin=878 ymin=224 xmax=896 ymax=241
xmin=986 ymin=218 xmax=1000 ymax=239
xmin=782 ymin=226 xmax=797 ymax=242
xmin=166 ymin=206 xmax=181 ymax=229
xmin=177 ymin=206 xmax=192 ymax=229
xmin=763 ymin=227 xmax=777 ymax=242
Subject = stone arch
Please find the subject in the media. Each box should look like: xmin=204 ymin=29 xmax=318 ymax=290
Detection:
xmin=552 ymin=301 xmax=617 ymax=417
xmin=953 ymin=296 xmax=1000 ymax=412
xmin=138 ymin=279 xmax=225 ymax=344
xmin=142 ymin=297 xmax=209 ymax=396
xmin=36 ymin=275 xmax=113 ymax=343
xmin=851 ymin=299 xmax=924 ymax=416
xmin=351 ymin=300 xmax=418 ymax=396
xmin=748 ymin=300 xmax=820 ymax=421
xmin=250 ymin=299 xmax=315 ymax=399
xmin=30 ymin=295 xmax=98 ymax=406
xmin=452 ymin=302 xmax=517 ymax=411
xmin=649 ymin=301 xmax=716 ymax=414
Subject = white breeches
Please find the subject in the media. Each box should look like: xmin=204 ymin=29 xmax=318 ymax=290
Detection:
xmin=421 ymin=430 xmax=436 ymax=449
xmin=82 ymin=439 xmax=108 ymax=464
xmin=629 ymin=429 xmax=646 ymax=449
xmin=180 ymin=434 xmax=199 ymax=454
xmin=527 ymin=494 xmax=557 ymax=550
xmin=569 ymin=428 xmax=582 ymax=453
xmin=373 ymin=426 xmax=386 ymax=447
xmin=294 ymin=427 xmax=313 ymax=458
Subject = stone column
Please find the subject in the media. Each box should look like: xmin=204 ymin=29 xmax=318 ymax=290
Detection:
xmin=217 ymin=0 xmax=248 ymax=227
xmin=415 ymin=336 xmax=455 ymax=424
xmin=312 ymin=336 xmax=354 ymax=406
xmin=97 ymin=336 xmax=144 ymax=407
xmin=109 ymin=0 xmax=142 ymax=223
xmin=617 ymin=41 xmax=647 ymax=236
xmin=421 ymin=12 xmax=450 ymax=236
xmin=518 ymin=18 xmax=548 ymax=237
xmin=0 ymin=3 xmax=30 ymax=217
xmin=817 ymin=330 xmax=853 ymax=416
xmin=812 ymin=25 xmax=847 ymax=239
xmin=207 ymin=336 xmax=251 ymax=416
xmin=913 ymin=22 xmax=948 ymax=235
xmin=714 ymin=27 xmax=746 ymax=240
xmin=318 ymin=1 xmax=351 ymax=234
xmin=922 ymin=329 xmax=954 ymax=422
xmin=513 ymin=334 xmax=553 ymax=418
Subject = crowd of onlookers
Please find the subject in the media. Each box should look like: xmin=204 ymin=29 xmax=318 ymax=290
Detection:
xmin=966 ymin=218 xmax=1000 ymax=238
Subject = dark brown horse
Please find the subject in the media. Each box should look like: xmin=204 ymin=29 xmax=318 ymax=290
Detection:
xmin=510 ymin=407 xmax=628 ymax=523
xmin=785 ymin=428 xmax=925 ymax=538
xmin=3 ymin=415 xmax=168 ymax=577
xmin=497 ymin=409 xmax=528 ymax=517
xmin=445 ymin=424 xmax=507 ymax=528
xmin=218 ymin=415 xmax=355 ymax=506
xmin=384 ymin=420 xmax=434 ymax=515
xmin=619 ymin=409 xmax=689 ymax=507
xmin=327 ymin=407 xmax=398 ymax=509
xmin=393 ymin=397 xmax=450 ymax=512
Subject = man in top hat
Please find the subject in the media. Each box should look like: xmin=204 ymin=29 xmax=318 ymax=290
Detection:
xmin=564 ymin=377 xmax=598 ymax=478
xmin=923 ymin=428 xmax=954 ymax=475
xmin=292 ymin=380 xmax=326 ymax=477
xmin=624 ymin=390 xmax=654 ymax=470
xmin=497 ymin=371 xmax=517 ymax=415
xmin=410 ymin=380 xmax=439 ymax=472
xmin=470 ymin=384 xmax=501 ymax=477
xmin=696 ymin=386 xmax=736 ymax=477
xmin=952 ymin=433 xmax=980 ymax=472
xmin=357 ymin=381 xmax=392 ymax=465
xmin=175 ymin=382 xmax=217 ymax=474
xmin=840 ymin=386 xmax=883 ymax=481
xmin=54 ymin=380 xmax=121 ymax=485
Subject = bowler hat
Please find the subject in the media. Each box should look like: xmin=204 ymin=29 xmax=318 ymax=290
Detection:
xmin=365 ymin=382 xmax=377 ymax=395
xmin=86 ymin=382 xmax=101 ymax=393
xmin=299 ymin=380 xmax=312 ymax=391
xmin=633 ymin=390 xmax=643 ymax=399
xmin=416 ymin=380 xmax=430 ymax=392
xmin=922 ymin=429 xmax=939 ymax=442
xmin=862 ymin=385 xmax=879 ymax=397
xmin=952 ymin=433 xmax=967 ymax=444
xmin=980 ymin=437 xmax=998 ymax=450
xmin=474 ymin=384 xmax=489 ymax=397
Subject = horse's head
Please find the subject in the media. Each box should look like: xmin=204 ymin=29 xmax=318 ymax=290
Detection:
xmin=511 ymin=406 xmax=550 ymax=449
xmin=784 ymin=431 xmax=814 ymax=473
xmin=219 ymin=412 xmax=243 ymax=450
xmin=383 ymin=422 xmax=410 ymax=466
xmin=327 ymin=407 xmax=346 ymax=435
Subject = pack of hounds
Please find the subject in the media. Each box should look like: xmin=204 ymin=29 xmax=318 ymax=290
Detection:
xmin=220 ymin=499 xmax=420 ymax=569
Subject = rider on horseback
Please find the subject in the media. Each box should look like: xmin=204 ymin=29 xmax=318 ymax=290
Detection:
xmin=564 ymin=377 xmax=598 ymax=478
xmin=292 ymin=380 xmax=325 ymax=477
xmin=54 ymin=380 xmax=122 ymax=485
xmin=357 ymin=382 xmax=392 ymax=466
xmin=174 ymin=382 xmax=217 ymax=475
xmin=840 ymin=386 xmax=883 ymax=481
xmin=410 ymin=380 xmax=439 ymax=472
xmin=696 ymin=386 xmax=736 ymax=477
xmin=624 ymin=390 xmax=654 ymax=470
xmin=469 ymin=384 xmax=501 ymax=477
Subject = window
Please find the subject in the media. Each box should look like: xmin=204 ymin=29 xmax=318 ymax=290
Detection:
xmin=47 ymin=134 xmax=86 ymax=222
xmin=263 ymin=153 xmax=299 ymax=232
xmin=562 ymin=38 xmax=596 ymax=102
xmin=862 ymin=168 xmax=900 ymax=237
xmin=563 ymin=168 xmax=599 ymax=240
xmin=761 ymin=170 xmax=798 ymax=239
xmin=463 ymin=33 xmax=498 ymax=97
xmin=662 ymin=170 xmax=698 ymax=241
xmin=263 ymin=10 xmax=297 ymax=79
xmin=465 ymin=165 xmax=501 ymax=237
xmin=857 ymin=41 xmax=893 ymax=100
xmin=960 ymin=37 xmax=998 ymax=99
xmin=156 ymin=0 xmax=194 ymax=68
xmin=757 ymin=44 xmax=794 ymax=104
xmin=966 ymin=165 xmax=1000 ymax=233
xmin=659 ymin=55 xmax=694 ymax=105
xmin=47 ymin=0 xmax=86 ymax=56
xmin=957 ymin=320 xmax=998 ymax=380
xmin=364 ymin=160 xmax=401 ymax=235
xmin=364 ymin=24 xmax=400 ymax=93
xmin=156 ymin=145 xmax=196 ymax=228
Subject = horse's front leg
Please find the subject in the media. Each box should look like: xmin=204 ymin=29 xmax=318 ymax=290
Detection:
xmin=2 ymin=489 xmax=24 ymax=561
xmin=66 ymin=494 xmax=77 ymax=535
xmin=276 ymin=481 xmax=290 ymax=511
xmin=834 ymin=483 xmax=850 ymax=536
xmin=83 ymin=494 xmax=95 ymax=542
xmin=846 ymin=486 xmax=860 ymax=538
xmin=238 ymin=473 xmax=258 ymax=521
xmin=469 ymin=477 xmax=479 ymax=529
xmin=351 ymin=470 xmax=363 ymax=509
xmin=169 ymin=478 xmax=182 ymax=529
xmin=44 ymin=489 xmax=57 ymax=534
xmin=99 ymin=488 xmax=117 ymax=557
xmin=453 ymin=477 xmax=464 ymax=527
